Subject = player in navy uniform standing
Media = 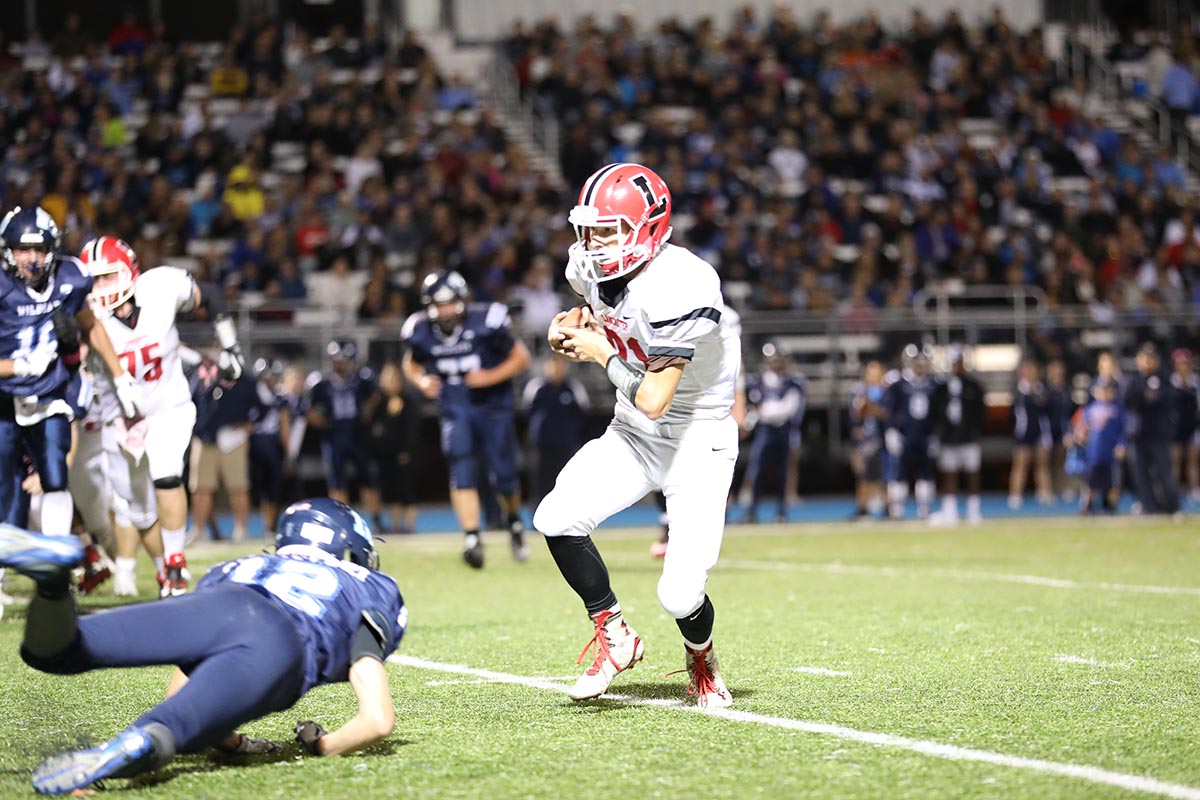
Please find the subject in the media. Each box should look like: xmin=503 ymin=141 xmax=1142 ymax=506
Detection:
xmin=402 ymin=270 xmax=532 ymax=568
xmin=884 ymin=345 xmax=940 ymax=520
xmin=0 ymin=207 xmax=137 ymax=539
xmin=0 ymin=497 xmax=406 ymax=794
xmin=742 ymin=342 xmax=806 ymax=523
xmin=308 ymin=341 xmax=383 ymax=526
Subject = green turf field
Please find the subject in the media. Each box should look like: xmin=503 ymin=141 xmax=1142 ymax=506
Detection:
xmin=1 ymin=518 xmax=1198 ymax=799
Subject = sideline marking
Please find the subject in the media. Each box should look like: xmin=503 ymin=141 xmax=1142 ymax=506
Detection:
xmin=718 ymin=559 xmax=1200 ymax=597
xmin=391 ymin=654 xmax=1200 ymax=800
xmin=794 ymin=666 xmax=853 ymax=676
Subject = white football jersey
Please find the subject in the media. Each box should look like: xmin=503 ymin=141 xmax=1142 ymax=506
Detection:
xmin=567 ymin=243 xmax=739 ymax=432
xmin=82 ymin=358 xmax=121 ymax=425
xmin=97 ymin=266 xmax=196 ymax=417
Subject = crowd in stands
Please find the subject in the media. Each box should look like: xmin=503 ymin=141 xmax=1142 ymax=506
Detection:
xmin=506 ymin=6 xmax=1200 ymax=367
xmin=2 ymin=8 xmax=1200 ymax=377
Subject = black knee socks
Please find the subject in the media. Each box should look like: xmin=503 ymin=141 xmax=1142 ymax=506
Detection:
xmin=675 ymin=594 xmax=715 ymax=648
xmin=544 ymin=535 xmax=617 ymax=615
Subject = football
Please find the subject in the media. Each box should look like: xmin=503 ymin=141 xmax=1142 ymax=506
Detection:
xmin=559 ymin=305 xmax=592 ymax=329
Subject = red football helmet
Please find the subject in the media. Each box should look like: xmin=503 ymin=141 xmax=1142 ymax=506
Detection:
xmin=568 ymin=163 xmax=673 ymax=282
xmin=80 ymin=236 xmax=140 ymax=312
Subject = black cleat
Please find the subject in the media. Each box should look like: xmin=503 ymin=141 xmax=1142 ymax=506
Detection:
xmin=462 ymin=534 xmax=484 ymax=569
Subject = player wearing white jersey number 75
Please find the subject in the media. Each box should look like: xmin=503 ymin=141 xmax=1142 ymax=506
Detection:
xmin=538 ymin=162 xmax=739 ymax=709
xmin=79 ymin=237 xmax=246 ymax=598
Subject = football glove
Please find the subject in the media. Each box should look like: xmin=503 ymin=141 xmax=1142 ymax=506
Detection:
xmin=214 ymin=314 xmax=244 ymax=381
xmin=294 ymin=720 xmax=326 ymax=755
xmin=12 ymin=349 xmax=54 ymax=378
xmin=218 ymin=733 xmax=283 ymax=755
xmin=113 ymin=371 xmax=142 ymax=418
xmin=51 ymin=309 xmax=82 ymax=373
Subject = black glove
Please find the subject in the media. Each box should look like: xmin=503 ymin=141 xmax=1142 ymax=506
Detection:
xmin=51 ymin=309 xmax=81 ymax=373
xmin=294 ymin=720 xmax=326 ymax=755
xmin=217 ymin=733 xmax=283 ymax=755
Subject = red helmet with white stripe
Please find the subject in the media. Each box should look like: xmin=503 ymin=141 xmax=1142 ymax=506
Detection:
xmin=568 ymin=163 xmax=673 ymax=282
xmin=80 ymin=237 xmax=140 ymax=312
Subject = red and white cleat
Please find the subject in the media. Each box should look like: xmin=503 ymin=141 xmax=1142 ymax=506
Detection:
xmin=159 ymin=553 xmax=189 ymax=598
xmin=77 ymin=544 xmax=113 ymax=595
xmin=569 ymin=610 xmax=644 ymax=701
xmin=679 ymin=643 xmax=733 ymax=709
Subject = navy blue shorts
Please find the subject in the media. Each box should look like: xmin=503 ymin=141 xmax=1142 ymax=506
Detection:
xmin=322 ymin=433 xmax=377 ymax=492
xmin=439 ymin=405 xmax=518 ymax=494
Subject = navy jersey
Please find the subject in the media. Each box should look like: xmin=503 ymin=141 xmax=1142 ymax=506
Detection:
xmin=310 ymin=368 xmax=375 ymax=437
xmin=850 ymin=382 xmax=886 ymax=445
xmin=1045 ymin=383 xmax=1074 ymax=441
xmin=746 ymin=369 xmax=806 ymax=430
xmin=401 ymin=302 xmax=518 ymax=413
xmin=523 ymin=376 xmax=589 ymax=449
xmin=197 ymin=547 xmax=406 ymax=694
xmin=1012 ymin=378 xmax=1050 ymax=443
xmin=250 ymin=381 xmax=286 ymax=437
xmin=0 ymin=255 xmax=93 ymax=397
xmin=885 ymin=372 xmax=938 ymax=441
xmin=1081 ymin=400 xmax=1126 ymax=465
xmin=932 ymin=373 xmax=986 ymax=445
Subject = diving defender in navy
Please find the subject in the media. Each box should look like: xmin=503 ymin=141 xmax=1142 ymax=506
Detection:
xmin=402 ymin=270 xmax=532 ymax=569
xmin=0 ymin=497 xmax=406 ymax=795
xmin=0 ymin=207 xmax=137 ymax=536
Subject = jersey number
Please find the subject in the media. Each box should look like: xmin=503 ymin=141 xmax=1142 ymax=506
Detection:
xmin=434 ymin=353 xmax=482 ymax=377
xmin=12 ymin=320 xmax=54 ymax=361
xmin=119 ymin=343 xmax=163 ymax=382
xmin=603 ymin=329 xmax=647 ymax=364
xmin=228 ymin=556 xmax=340 ymax=618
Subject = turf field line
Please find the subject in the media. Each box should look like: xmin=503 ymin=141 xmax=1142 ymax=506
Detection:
xmin=390 ymin=654 xmax=1200 ymax=800
xmin=794 ymin=666 xmax=853 ymax=676
xmin=717 ymin=559 xmax=1200 ymax=596
xmin=1053 ymin=654 xmax=1130 ymax=668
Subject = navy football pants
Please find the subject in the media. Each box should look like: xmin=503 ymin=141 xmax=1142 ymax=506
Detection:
xmin=22 ymin=585 xmax=306 ymax=753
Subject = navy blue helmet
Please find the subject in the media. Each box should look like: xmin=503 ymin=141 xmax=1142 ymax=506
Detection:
xmin=275 ymin=497 xmax=380 ymax=570
xmin=420 ymin=270 xmax=468 ymax=331
xmin=0 ymin=206 xmax=61 ymax=288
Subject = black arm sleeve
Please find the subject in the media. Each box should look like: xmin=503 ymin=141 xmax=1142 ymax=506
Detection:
xmin=350 ymin=610 xmax=390 ymax=663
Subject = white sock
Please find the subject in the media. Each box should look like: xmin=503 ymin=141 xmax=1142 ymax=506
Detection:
xmin=39 ymin=491 xmax=74 ymax=536
xmin=161 ymin=526 xmax=186 ymax=559
xmin=941 ymin=494 xmax=958 ymax=517
xmin=967 ymin=495 xmax=982 ymax=517
xmin=888 ymin=482 xmax=908 ymax=516
xmin=867 ymin=495 xmax=885 ymax=515
xmin=116 ymin=557 xmax=136 ymax=577
xmin=915 ymin=480 xmax=936 ymax=510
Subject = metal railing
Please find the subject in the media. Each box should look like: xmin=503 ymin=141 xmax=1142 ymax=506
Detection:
xmin=480 ymin=49 xmax=563 ymax=184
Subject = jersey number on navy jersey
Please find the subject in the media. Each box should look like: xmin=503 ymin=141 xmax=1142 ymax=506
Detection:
xmin=228 ymin=556 xmax=341 ymax=618
xmin=11 ymin=319 xmax=54 ymax=360
xmin=435 ymin=353 xmax=481 ymax=377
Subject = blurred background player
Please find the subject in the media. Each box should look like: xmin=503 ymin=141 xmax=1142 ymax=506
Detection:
xmin=522 ymin=355 xmax=589 ymax=509
xmin=189 ymin=358 xmax=255 ymax=542
xmin=884 ymin=345 xmax=939 ymax=520
xmin=80 ymin=235 xmax=245 ymax=597
xmin=1168 ymin=349 xmax=1199 ymax=503
xmin=248 ymin=358 xmax=291 ymax=535
xmin=1076 ymin=377 xmax=1126 ymax=514
xmin=1008 ymin=359 xmax=1053 ymax=509
xmin=1124 ymin=343 xmax=1181 ymax=516
xmin=402 ymin=270 xmax=531 ymax=568
xmin=307 ymin=341 xmax=383 ymax=527
xmin=930 ymin=347 xmax=986 ymax=525
xmin=1044 ymin=359 xmax=1076 ymax=502
xmin=364 ymin=361 xmax=422 ymax=535
xmin=742 ymin=341 xmax=806 ymax=524
xmin=848 ymin=361 xmax=888 ymax=520
xmin=278 ymin=365 xmax=310 ymax=507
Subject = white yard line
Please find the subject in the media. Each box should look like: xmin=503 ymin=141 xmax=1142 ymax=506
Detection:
xmin=719 ymin=559 xmax=1200 ymax=597
xmin=391 ymin=654 xmax=1200 ymax=800
xmin=794 ymin=666 xmax=854 ymax=676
